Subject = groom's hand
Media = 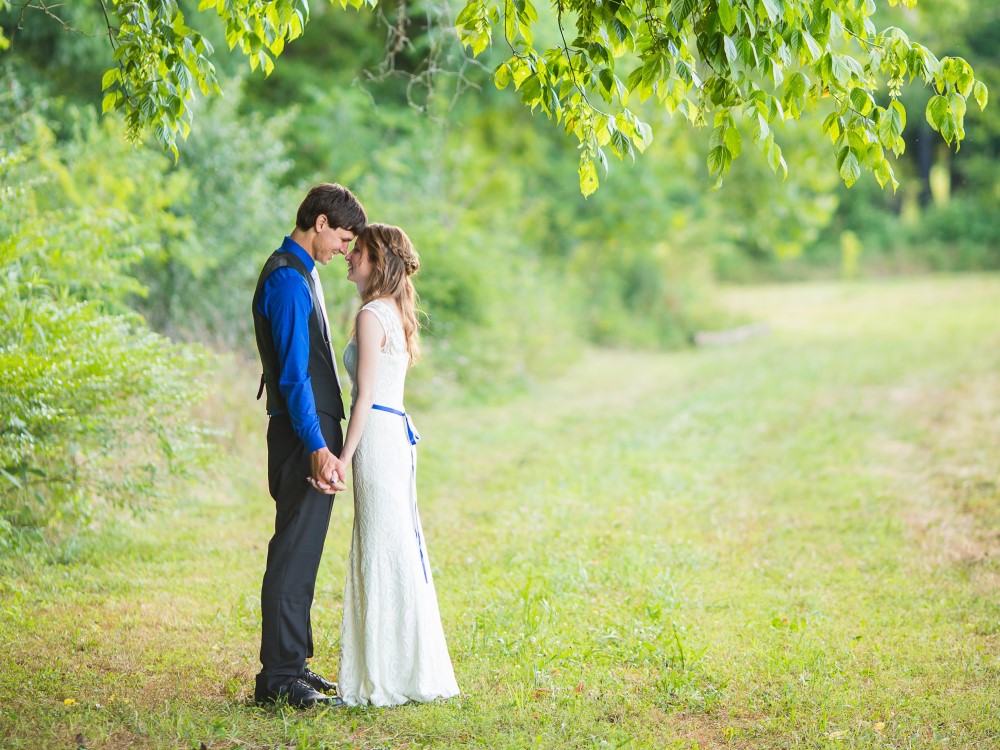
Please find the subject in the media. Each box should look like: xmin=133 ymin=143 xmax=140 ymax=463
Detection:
xmin=310 ymin=447 xmax=347 ymax=494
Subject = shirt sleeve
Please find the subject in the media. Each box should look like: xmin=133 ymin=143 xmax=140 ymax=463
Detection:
xmin=259 ymin=267 xmax=327 ymax=453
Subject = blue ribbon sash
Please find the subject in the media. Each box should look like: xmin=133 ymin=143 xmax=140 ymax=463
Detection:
xmin=370 ymin=403 xmax=427 ymax=583
xmin=371 ymin=403 xmax=420 ymax=445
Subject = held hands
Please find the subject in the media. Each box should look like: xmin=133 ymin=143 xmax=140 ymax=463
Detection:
xmin=308 ymin=447 xmax=347 ymax=494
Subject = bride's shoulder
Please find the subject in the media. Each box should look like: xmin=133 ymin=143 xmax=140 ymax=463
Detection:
xmin=363 ymin=297 xmax=401 ymax=322
xmin=357 ymin=298 xmax=396 ymax=336
xmin=361 ymin=297 xmax=391 ymax=312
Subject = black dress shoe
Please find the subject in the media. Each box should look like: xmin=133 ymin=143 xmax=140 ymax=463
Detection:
xmin=256 ymin=678 xmax=344 ymax=709
xmin=302 ymin=667 xmax=337 ymax=694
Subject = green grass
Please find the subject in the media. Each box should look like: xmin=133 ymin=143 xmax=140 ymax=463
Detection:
xmin=2 ymin=276 xmax=999 ymax=749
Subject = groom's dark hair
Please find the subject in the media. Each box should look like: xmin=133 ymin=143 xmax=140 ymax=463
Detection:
xmin=296 ymin=183 xmax=367 ymax=234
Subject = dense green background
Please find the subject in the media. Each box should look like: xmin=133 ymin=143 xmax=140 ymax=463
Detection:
xmin=1 ymin=0 xmax=997 ymax=550
xmin=1 ymin=0 xmax=997 ymax=558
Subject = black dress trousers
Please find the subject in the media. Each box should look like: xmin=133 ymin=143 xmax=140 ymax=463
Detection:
xmin=257 ymin=411 xmax=344 ymax=694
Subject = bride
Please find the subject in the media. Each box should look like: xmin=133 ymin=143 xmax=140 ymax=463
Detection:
xmin=335 ymin=222 xmax=459 ymax=706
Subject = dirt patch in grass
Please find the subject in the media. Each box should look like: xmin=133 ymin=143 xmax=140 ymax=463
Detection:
xmin=669 ymin=707 xmax=775 ymax=750
xmin=871 ymin=372 xmax=1000 ymax=582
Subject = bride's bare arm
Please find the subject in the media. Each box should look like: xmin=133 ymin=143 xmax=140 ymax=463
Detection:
xmin=339 ymin=309 xmax=385 ymax=468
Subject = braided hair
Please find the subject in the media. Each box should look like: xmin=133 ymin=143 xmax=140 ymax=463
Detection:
xmin=355 ymin=223 xmax=422 ymax=364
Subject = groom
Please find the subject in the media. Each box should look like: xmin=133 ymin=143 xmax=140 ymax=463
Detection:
xmin=251 ymin=183 xmax=367 ymax=708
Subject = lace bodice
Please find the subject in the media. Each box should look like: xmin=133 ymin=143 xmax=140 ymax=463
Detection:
xmin=343 ymin=298 xmax=409 ymax=409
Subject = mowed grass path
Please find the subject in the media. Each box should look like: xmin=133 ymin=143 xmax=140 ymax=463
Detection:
xmin=1 ymin=277 xmax=998 ymax=749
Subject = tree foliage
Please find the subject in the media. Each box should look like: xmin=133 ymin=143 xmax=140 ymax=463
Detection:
xmin=460 ymin=0 xmax=989 ymax=193
xmin=1 ymin=0 xmax=986 ymax=195
xmin=89 ymin=0 xmax=376 ymax=158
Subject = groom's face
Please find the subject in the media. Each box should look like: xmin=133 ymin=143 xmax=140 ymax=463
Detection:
xmin=314 ymin=222 xmax=356 ymax=265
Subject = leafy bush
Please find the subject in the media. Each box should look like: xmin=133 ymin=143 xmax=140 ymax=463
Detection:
xmin=908 ymin=197 xmax=1000 ymax=271
xmin=133 ymin=81 xmax=298 ymax=349
xmin=0 ymin=100 xmax=215 ymax=546
xmin=809 ymin=181 xmax=1000 ymax=276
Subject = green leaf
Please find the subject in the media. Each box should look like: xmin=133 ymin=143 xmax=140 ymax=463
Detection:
xmin=874 ymin=161 xmax=899 ymax=192
xmin=634 ymin=119 xmax=653 ymax=150
xmin=611 ymin=18 xmax=631 ymax=47
xmin=890 ymin=99 xmax=907 ymax=132
xmin=925 ymin=94 xmax=950 ymax=132
xmin=736 ymin=36 xmax=759 ymax=67
xmin=494 ymin=63 xmax=511 ymax=90
xmin=752 ymin=112 xmax=770 ymax=141
xmin=504 ymin=1 xmax=516 ymax=47
xmin=519 ymin=74 xmax=542 ymax=106
xmin=973 ymin=80 xmax=989 ymax=110
xmin=877 ymin=105 xmax=901 ymax=151
xmin=610 ymin=128 xmax=634 ymax=160
xmin=828 ymin=11 xmax=845 ymax=40
xmin=579 ymin=157 xmax=599 ymax=197
xmin=718 ymin=0 xmax=737 ymax=33
xmin=101 ymin=68 xmax=120 ymax=90
xmin=801 ymin=30 xmax=822 ymax=62
xmin=830 ymin=54 xmax=851 ymax=86
xmin=769 ymin=57 xmax=784 ymax=87
xmin=724 ymin=123 xmax=742 ymax=158
xmin=766 ymin=137 xmax=787 ymax=176
xmin=707 ymin=145 xmax=731 ymax=178
xmin=723 ymin=35 xmax=738 ymax=64
xmin=949 ymin=57 xmax=975 ymax=97
xmin=709 ymin=119 xmax=725 ymax=149
xmin=849 ymin=87 xmax=875 ymax=116
xmin=758 ymin=0 xmax=780 ymax=23
xmin=546 ymin=85 xmax=560 ymax=115
xmin=839 ymin=148 xmax=861 ymax=187
xmin=822 ymin=112 xmax=842 ymax=144
xmin=101 ymin=91 xmax=121 ymax=114
xmin=599 ymin=67 xmax=615 ymax=98
xmin=949 ymin=92 xmax=967 ymax=121
xmin=784 ymin=71 xmax=807 ymax=108
xmin=455 ymin=0 xmax=491 ymax=55
xmin=671 ymin=0 xmax=697 ymax=24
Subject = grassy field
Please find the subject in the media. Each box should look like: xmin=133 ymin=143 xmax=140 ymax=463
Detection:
xmin=1 ymin=276 xmax=998 ymax=749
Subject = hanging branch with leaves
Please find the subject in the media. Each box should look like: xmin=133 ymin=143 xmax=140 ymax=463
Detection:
xmin=457 ymin=0 xmax=988 ymax=194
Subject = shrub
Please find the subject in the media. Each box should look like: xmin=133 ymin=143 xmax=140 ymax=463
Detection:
xmin=0 ymin=99 xmax=215 ymax=546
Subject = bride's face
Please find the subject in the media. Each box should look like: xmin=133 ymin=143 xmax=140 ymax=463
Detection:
xmin=345 ymin=243 xmax=374 ymax=291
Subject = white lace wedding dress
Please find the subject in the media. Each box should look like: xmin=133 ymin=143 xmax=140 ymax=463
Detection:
xmin=338 ymin=298 xmax=459 ymax=706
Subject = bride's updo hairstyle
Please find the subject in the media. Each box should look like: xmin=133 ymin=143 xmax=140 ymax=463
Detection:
xmin=356 ymin=222 xmax=421 ymax=364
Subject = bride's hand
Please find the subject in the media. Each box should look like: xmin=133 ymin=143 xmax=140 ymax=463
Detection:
xmin=307 ymin=475 xmax=345 ymax=493
xmin=307 ymin=450 xmax=347 ymax=493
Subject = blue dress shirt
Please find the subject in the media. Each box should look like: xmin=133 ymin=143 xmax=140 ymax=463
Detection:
xmin=254 ymin=236 xmax=327 ymax=453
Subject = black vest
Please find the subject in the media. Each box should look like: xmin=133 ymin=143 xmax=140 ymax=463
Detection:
xmin=252 ymin=250 xmax=345 ymax=421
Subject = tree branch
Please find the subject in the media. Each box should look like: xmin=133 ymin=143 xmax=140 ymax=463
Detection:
xmin=98 ymin=0 xmax=118 ymax=50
